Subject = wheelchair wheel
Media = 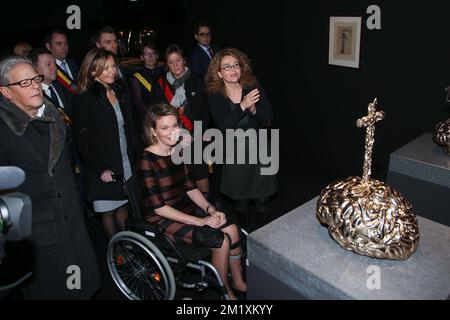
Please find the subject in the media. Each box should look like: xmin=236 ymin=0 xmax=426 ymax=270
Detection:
xmin=107 ymin=231 xmax=176 ymax=300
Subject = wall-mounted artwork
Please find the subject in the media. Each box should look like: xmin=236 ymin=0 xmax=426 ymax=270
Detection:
xmin=329 ymin=17 xmax=361 ymax=68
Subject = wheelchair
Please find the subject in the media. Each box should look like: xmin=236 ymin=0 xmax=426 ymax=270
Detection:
xmin=106 ymin=177 xmax=248 ymax=300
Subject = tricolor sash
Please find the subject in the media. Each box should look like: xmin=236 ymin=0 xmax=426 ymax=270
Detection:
xmin=56 ymin=68 xmax=76 ymax=93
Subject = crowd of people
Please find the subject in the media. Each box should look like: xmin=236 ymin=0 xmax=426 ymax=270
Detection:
xmin=0 ymin=22 xmax=277 ymax=300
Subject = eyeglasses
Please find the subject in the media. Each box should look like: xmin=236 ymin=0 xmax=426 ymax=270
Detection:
xmin=197 ymin=32 xmax=211 ymax=37
xmin=5 ymin=75 xmax=44 ymax=88
xmin=220 ymin=63 xmax=240 ymax=72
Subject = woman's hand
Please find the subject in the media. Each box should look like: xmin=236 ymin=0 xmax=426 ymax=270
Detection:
xmin=211 ymin=210 xmax=227 ymax=226
xmin=200 ymin=215 xmax=223 ymax=229
xmin=100 ymin=170 xmax=115 ymax=183
xmin=240 ymin=88 xmax=260 ymax=111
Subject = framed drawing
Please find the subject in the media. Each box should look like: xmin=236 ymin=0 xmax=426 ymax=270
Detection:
xmin=329 ymin=17 xmax=362 ymax=68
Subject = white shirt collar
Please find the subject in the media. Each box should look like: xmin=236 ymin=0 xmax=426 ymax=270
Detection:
xmin=34 ymin=104 xmax=46 ymax=118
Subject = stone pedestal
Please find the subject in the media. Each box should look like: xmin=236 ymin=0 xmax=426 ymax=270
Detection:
xmin=387 ymin=133 xmax=450 ymax=226
xmin=247 ymin=197 xmax=450 ymax=300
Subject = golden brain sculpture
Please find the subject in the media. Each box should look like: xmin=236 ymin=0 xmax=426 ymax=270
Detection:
xmin=316 ymin=176 xmax=420 ymax=260
xmin=433 ymin=119 xmax=450 ymax=155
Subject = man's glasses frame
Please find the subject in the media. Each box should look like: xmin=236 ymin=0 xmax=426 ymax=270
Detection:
xmin=5 ymin=75 xmax=44 ymax=88
xmin=197 ymin=32 xmax=211 ymax=38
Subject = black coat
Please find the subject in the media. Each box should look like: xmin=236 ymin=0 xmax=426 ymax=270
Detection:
xmin=43 ymin=81 xmax=73 ymax=117
xmin=130 ymin=66 xmax=166 ymax=118
xmin=208 ymin=86 xmax=277 ymax=200
xmin=189 ymin=44 xmax=220 ymax=77
xmin=72 ymin=81 xmax=137 ymax=201
xmin=184 ymin=73 xmax=210 ymax=129
xmin=0 ymin=96 xmax=100 ymax=299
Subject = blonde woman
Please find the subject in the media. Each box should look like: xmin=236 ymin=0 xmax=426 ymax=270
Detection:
xmin=140 ymin=103 xmax=246 ymax=300
xmin=72 ymin=48 xmax=136 ymax=238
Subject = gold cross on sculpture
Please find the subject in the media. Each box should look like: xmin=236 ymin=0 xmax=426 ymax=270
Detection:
xmin=356 ymin=98 xmax=385 ymax=181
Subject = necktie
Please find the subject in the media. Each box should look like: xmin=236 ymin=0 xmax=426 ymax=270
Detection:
xmin=207 ymin=47 xmax=214 ymax=58
xmin=47 ymin=85 xmax=59 ymax=107
xmin=60 ymin=61 xmax=69 ymax=74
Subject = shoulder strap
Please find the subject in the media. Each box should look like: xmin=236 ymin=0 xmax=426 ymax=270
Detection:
xmin=133 ymin=72 xmax=152 ymax=92
xmin=158 ymin=77 xmax=174 ymax=102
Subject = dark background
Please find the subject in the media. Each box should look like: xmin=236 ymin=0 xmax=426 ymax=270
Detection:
xmin=1 ymin=0 xmax=449 ymax=181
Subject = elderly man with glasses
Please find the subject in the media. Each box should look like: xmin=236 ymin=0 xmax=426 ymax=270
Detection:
xmin=0 ymin=56 xmax=100 ymax=299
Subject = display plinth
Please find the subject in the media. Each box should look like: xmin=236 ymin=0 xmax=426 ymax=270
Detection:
xmin=247 ymin=197 xmax=450 ymax=300
xmin=387 ymin=133 xmax=450 ymax=226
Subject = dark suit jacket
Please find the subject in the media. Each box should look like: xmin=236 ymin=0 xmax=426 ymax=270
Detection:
xmin=189 ymin=44 xmax=220 ymax=77
xmin=64 ymin=58 xmax=78 ymax=82
xmin=43 ymin=81 xmax=73 ymax=117
xmin=55 ymin=58 xmax=78 ymax=81
xmin=56 ymin=58 xmax=78 ymax=93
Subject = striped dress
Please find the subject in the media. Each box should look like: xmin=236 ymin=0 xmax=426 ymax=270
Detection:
xmin=140 ymin=150 xmax=231 ymax=248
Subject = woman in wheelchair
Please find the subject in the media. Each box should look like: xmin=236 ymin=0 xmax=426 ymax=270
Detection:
xmin=139 ymin=103 xmax=247 ymax=300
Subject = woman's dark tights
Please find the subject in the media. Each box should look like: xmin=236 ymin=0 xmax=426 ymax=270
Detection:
xmin=101 ymin=205 xmax=129 ymax=239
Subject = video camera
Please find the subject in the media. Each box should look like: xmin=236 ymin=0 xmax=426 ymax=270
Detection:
xmin=0 ymin=166 xmax=32 ymax=294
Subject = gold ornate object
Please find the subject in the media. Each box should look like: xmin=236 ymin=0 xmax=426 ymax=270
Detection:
xmin=433 ymin=119 xmax=450 ymax=155
xmin=316 ymin=99 xmax=420 ymax=260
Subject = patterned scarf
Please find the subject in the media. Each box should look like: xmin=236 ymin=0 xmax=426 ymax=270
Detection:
xmin=166 ymin=67 xmax=191 ymax=107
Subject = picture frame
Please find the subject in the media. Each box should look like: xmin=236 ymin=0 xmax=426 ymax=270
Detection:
xmin=329 ymin=16 xmax=362 ymax=69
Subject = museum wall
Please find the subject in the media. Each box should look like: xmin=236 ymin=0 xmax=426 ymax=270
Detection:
xmin=277 ymin=0 xmax=450 ymax=179
xmin=167 ymin=0 xmax=450 ymax=180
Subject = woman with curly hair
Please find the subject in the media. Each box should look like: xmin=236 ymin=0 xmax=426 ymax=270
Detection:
xmin=205 ymin=48 xmax=277 ymax=231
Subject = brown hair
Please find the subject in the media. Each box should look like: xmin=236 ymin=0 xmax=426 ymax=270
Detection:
xmin=143 ymin=103 xmax=180 ymax=145
xmin=193 ymin=21 xmax=211 ymax=35
xmin=205 ymin=47 xmax=258 ymax=96
xmin=164 ymin=44 xmax=186 ymax=62
xmin=76 ymin=48 xmax=118 ymax=93
xmin=141 ymin=42 xmax=158 ymax=55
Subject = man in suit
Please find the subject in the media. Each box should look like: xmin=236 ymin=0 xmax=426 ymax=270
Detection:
xmin=44 ymin=29 xmax=78 ymax=92
xmin=30 ymin=48 xmax=72 ymax=116
xmin=92 ymin=27 xmax=128 ymax=79
xmin=189 ymin=22 xmax=220 ymax=78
